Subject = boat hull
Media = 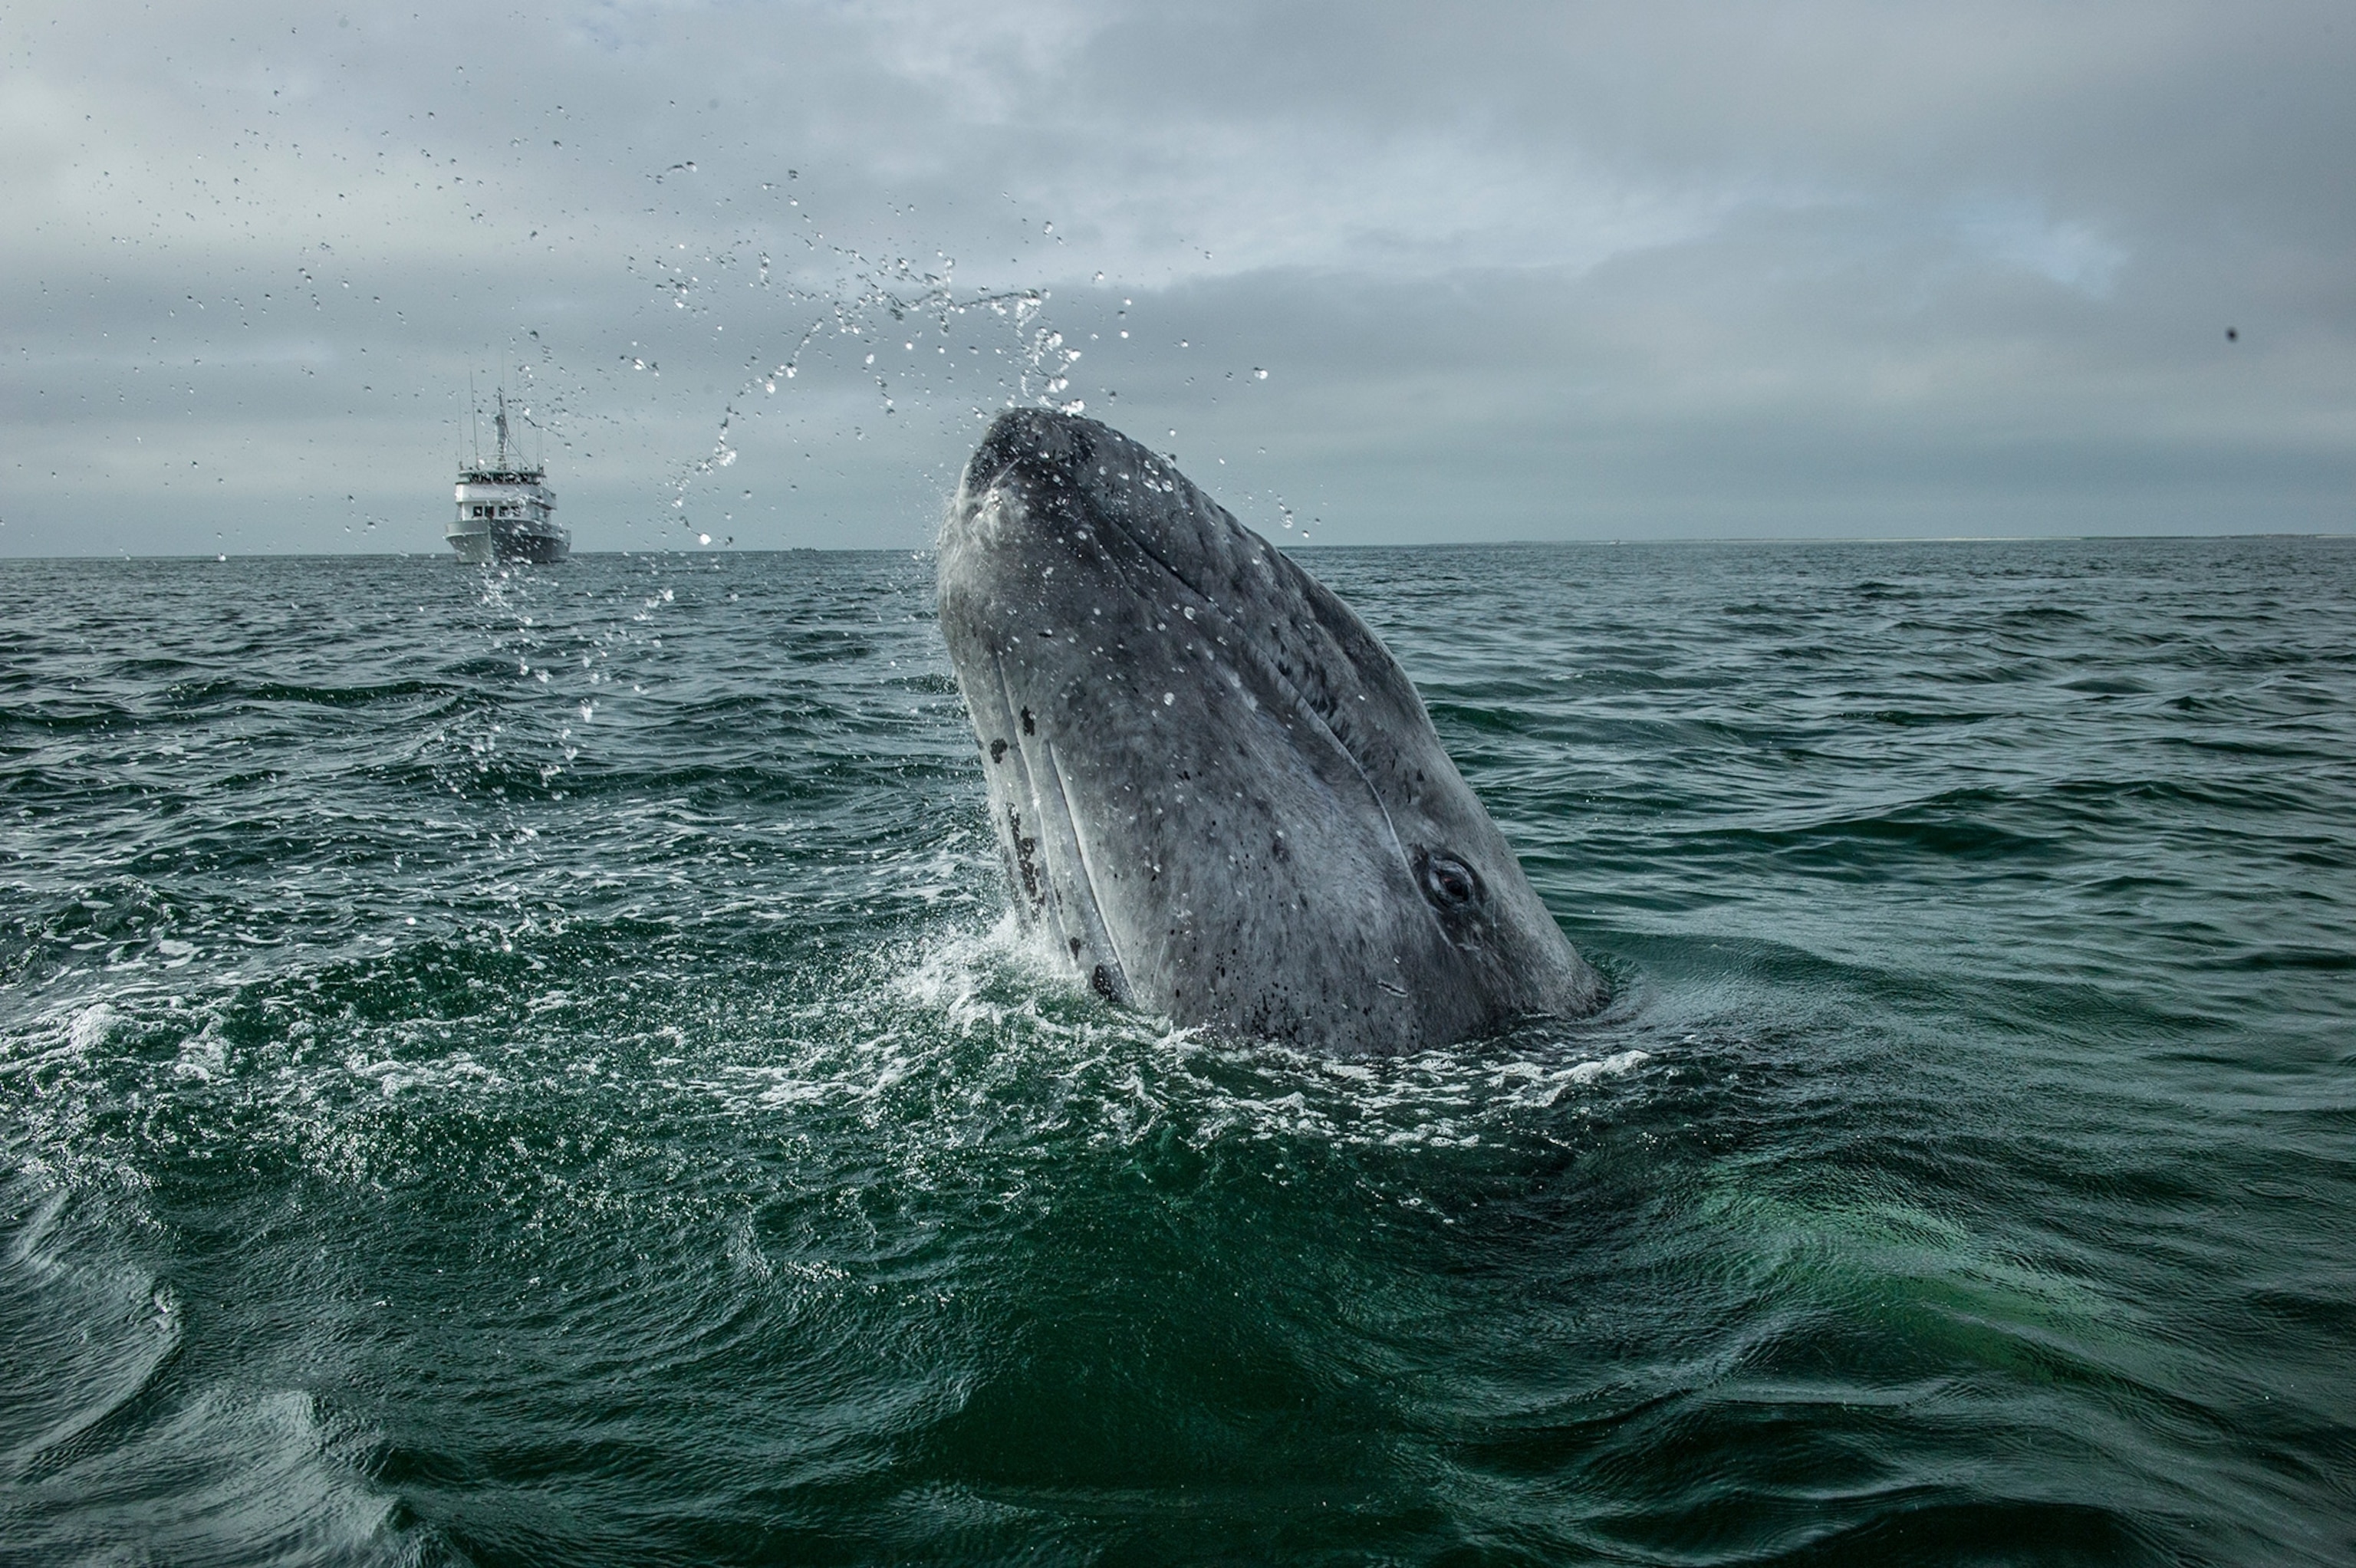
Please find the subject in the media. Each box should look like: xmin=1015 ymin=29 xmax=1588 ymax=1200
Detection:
xmin=446 ymin=519 xmax=570 ymax=564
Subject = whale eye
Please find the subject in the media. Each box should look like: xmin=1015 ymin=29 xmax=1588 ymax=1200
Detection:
xmin=1415 ymin=848 xmax=1483 ymax=910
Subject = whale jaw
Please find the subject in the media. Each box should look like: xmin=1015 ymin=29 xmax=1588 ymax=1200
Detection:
xmin=936 ymin=409 xmax=1602 ymax=1054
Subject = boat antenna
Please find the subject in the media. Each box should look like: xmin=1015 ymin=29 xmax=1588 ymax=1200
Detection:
xmin=495 ymin=387 xmax=511 ymax=470
xmin=469 ymin=371 xmax=479 ymax=468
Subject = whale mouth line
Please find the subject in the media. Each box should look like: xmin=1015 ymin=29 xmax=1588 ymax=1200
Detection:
xmin=984 ymin=647 xmax=1132 ymax=1005
xmin=1037 ymin=731 xmax=1132 ymax=1002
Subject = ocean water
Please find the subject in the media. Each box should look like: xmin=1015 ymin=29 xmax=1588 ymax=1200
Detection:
xmin=2 ymin=538 xmax=2351 ymax=1566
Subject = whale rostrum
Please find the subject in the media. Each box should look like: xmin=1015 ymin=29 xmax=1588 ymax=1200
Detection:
xmin=936 ymin=409 xmax=1603 ymax=1054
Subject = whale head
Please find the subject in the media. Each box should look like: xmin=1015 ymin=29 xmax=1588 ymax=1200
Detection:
xmin=936 ymin=408 xmax=1602 ymax=1054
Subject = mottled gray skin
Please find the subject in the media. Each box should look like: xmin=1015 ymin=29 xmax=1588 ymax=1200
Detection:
xmin=936 ymin=409 xmax=1603 ymax=1054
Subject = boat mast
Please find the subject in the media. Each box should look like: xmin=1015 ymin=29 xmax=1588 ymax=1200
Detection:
xmin=495 ymin=389 xmax=512 ymax=471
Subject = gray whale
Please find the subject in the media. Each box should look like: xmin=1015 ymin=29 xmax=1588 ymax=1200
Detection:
xmin=936 ymin=409 xmax=1602 ymax=1054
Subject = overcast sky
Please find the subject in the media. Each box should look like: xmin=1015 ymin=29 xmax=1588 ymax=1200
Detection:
xmin=5 ymin=1 xmax=2351 ymax=555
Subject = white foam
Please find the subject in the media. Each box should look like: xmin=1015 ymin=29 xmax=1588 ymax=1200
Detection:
xmin=67 ymin=1003 xmax=118 ymax=1056
xmin=722 ymin=917 xmax=1676 ymax=1160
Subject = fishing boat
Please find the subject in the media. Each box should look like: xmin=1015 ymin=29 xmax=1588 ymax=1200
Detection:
xmin=447 ymin=391 xmax=568 ymax=564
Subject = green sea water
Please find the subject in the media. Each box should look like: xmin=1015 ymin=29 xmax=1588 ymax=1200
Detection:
xmin=2 ymin=539 xmax=2351 ymax=1565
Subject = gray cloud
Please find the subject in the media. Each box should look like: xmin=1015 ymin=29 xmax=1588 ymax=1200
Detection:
xmin=3 ymin=0 xmax=2350 ymax=555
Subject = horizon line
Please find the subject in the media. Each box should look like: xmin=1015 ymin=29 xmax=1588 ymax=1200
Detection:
xmin=7 ymin=528 xmax=2355 ymax=564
